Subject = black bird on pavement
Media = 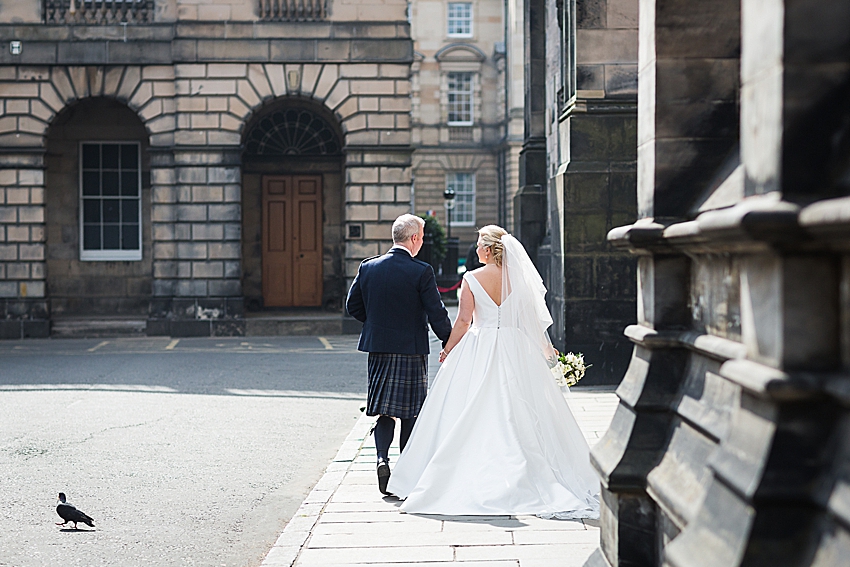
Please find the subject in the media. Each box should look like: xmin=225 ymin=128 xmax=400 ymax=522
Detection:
xmin=55 ymin=492 xmax=95 ymax=529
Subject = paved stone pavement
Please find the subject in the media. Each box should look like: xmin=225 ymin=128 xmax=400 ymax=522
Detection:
xmin=258 ymin=387 xmax=619 ymax=567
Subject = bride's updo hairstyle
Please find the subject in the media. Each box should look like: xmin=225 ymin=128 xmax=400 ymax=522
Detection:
xmin=477 ymin=225 xmax=508 ymax=267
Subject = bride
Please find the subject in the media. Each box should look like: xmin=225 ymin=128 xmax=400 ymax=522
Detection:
xmin=386 ymin=225 xmax=601 ymax=519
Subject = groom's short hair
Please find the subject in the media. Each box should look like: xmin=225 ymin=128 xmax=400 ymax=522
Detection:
xmin=392 ymin=214 xmax=425 ymax=243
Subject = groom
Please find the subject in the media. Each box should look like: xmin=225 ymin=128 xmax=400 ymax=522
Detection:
xmin=346 ymin=214 xmax=453 ymax=495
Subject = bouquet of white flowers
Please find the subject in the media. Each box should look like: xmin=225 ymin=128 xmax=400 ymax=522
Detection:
xmin=550 ymin=351 xmax=590 ymax=388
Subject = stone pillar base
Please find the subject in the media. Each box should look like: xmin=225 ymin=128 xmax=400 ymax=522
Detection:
xmin=146 ymin=297 xmax=245 ymax=337
xmin=0 ymin=299 xmax=50 ymax=339
xmin=589 ymin=487 xmax=657 ymax=567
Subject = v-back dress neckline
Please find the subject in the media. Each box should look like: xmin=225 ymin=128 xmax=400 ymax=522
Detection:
xmin=467 ymin=273 xmax=503 ymax=307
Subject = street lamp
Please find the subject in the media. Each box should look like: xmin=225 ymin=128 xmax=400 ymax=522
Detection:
xmin=443 ymin=187 xmax=456 ymax=239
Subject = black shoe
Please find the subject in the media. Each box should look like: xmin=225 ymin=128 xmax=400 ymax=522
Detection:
xmin=377 ymin=459 xmax=391 ymax=495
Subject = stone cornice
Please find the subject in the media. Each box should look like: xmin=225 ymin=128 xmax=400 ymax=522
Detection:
xmin=434 ymin=43 xmax=487 ymax=63
xmin=623 ymin=324 xmax=847 ymax=403
xmin=570 ymin=97 xmax=638 ymax=116
xmin=0 ymin=21 xmax=410 ymax=41
xmin=0 ymin=23 xmax=414 ymax=65
xmin=605 ymin=195 xmax=842 ymax=254
xmin=343 ymin=144 xmax=412 ymax=154
xmin=799 ymin=195 xmax=850 ymax=243
xmin=623 ymin=325 xmax=747 ymax=362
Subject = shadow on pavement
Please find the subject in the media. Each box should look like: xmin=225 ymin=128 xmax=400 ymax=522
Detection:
xmin=0 ymin=336 xmax=369 ymax=398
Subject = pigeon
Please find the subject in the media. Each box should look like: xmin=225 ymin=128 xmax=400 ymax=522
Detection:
xmin=55 ymin=492 xmax=95 ymax=529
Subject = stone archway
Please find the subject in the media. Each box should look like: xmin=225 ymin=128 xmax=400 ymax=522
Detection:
xmin=45 ymin=97 xmax=152 ymax=317
xmin=241 ymin=100 xmax=345 ymax=311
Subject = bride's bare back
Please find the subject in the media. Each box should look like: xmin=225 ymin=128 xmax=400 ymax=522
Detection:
xmin=440 ymin=262 xmax=503 ymax=362
xmin=469 ymin=264 xmax=502 ymax=306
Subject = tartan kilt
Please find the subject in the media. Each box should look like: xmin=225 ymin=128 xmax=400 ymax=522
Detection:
xmin=366 ymin=353 xmax=428 ymax=419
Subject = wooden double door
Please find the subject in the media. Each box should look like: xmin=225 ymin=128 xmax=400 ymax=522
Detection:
xmin=262 ymin=175 xmax=323 ymax=307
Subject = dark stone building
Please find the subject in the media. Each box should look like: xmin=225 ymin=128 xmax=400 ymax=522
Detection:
xmin=562 ymin=0 xmax=850 ymax=565
xmin=516 ymin=0 xmax=638 ymax=385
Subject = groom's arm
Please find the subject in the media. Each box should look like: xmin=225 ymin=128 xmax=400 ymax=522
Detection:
xmin=346 ymin=269 xmax=367 ymax=322
xmin=418 ymin=266 xmax=452 ymax=345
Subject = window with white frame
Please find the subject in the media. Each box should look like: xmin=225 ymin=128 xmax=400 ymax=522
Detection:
xmin=447 ymin=172 xmax=475 ymax=225
xmin=80 ymin=142 xmax=142 ymax=261
xmin=447 ymin=72 xmax=474 ymax=125
xmin=447 ymin=3 xmax=473 ymax=37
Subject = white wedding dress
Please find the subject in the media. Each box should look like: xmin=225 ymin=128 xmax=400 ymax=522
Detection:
xmin=386 ymin=235 xmax=600 ymax=518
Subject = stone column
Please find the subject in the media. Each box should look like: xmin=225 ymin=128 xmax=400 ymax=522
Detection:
xmin=554 ymin=0 xmax=639 ymax=382
xmin=0 ymin=162 xmax=48 ymax=338
xmin=145 ymin=60 xmax=249 ymax=337
xmin=148 ymin=148 xmax=244 ymax=337
xmin=587 ymin=245 xmax=690 ymax=567
xmin=637 ymin=0 xmax=740 ymax=220
xmin=342 ymin=145 xmax=412 ymax=335
xmin=342 ymin=63 xmax=414 ymax=294
xmin=344 ymin=149 xmax=413 ymax=284
xmin=595 ymin=1 xmax=850 ymax=566
xmin=660 ymin=1 xmax=850 ymax=564
xmin=589 ymin=0 xmax=741 ymax=564
xmin=515 ymin=0 xmax=548 ymax=257
xmin=560 ymin=102 xmax=638 ymax=382
xmin=741 ymin=0 xmax=850 ymax=201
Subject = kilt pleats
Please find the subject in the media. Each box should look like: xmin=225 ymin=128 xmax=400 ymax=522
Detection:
xmin=366 ymin=353 xmax=428 ymax=419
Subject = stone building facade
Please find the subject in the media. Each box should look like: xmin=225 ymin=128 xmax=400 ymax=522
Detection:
xmin=409 ymin=0 xmax=524 ymax=251
xmin=0 ymin=0 xmax=414 ymax=338
xmin=516 ymin=0 xmax=638 ymax=384
xmin=584 ymin=0 xmax=850 ymax=566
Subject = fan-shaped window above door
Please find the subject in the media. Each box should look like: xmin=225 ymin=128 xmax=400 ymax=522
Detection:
xmin=244 ymin=108 xmax=341 ymax=156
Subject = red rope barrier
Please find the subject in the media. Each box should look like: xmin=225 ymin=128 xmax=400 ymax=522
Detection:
xmin=437 ymin=280 xmax=463 ymax=293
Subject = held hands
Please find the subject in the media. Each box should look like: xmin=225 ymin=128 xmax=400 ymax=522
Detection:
xmin=439 ymin=348 xmax=449 ymax=363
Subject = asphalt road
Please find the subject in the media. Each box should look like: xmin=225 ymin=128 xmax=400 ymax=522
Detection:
xmin=0 ymin=335 xmax=371 ymax=567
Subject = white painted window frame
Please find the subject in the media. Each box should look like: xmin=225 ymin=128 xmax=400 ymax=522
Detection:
xmin=79 ymin=141 xmax=143 ymax=262
xmin=447 ymin=2 xmax=473 ymax=38
xmin=447 ymin=72 xmax=474 ymax=126
xmin=447 ymin=171 xmax=476 ymax=226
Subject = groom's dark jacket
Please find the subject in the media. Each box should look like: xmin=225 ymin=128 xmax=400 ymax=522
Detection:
xmin=346 ymin=247 xmax=452 ymax=355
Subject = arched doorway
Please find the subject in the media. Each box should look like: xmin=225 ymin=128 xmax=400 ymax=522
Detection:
xmin=241 ymin=100 xmax=344 ymax=310
xmin=45 ymin=98 xmax=151 ymax=317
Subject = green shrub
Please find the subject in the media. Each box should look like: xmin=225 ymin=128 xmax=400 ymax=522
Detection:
xmin=419 ymin=214 xmax=446 ymax=264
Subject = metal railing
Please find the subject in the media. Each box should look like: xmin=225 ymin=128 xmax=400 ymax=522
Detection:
xmin=44 ymin=0 xmax=155 ymax=24
xmin=259 ymin=0 xmax=328 ymax=21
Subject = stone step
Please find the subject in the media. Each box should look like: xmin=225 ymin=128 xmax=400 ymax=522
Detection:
xmin=46 ymin=314 xmax=362 ymax=338
xmin=51 ymin=318 xmax=147 ymax=338
xmin=245 ymin=314 xmax=360 ymax=336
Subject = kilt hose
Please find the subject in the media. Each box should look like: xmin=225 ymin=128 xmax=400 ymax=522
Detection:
xmin=366 ymin=353 xmax=428 ymax=419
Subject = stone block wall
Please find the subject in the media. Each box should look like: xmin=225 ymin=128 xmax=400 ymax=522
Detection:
xmin=0 ymin=0 xmax=412 ymax=25
xmin=534 ymin=0 xmax=638 ymax=384
xmin=637 ymin=0 xmax=740 ymax=219
xmin=409 ymin=0 xmax=521 ymax=241
xmin=0 ymin=19 xmax=413 ymax=337
xmin=344 ymin=146 xmax=414 ymax=278
xmin=0 ymin=164 xmax=48 ymax=338
xmin=147 ymin=146 xmax=245 ymax=335
xmin=412 ymin=150 xmax=499 ymax=249
xmin=560 ymin=105 xmax=637 ymax=385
